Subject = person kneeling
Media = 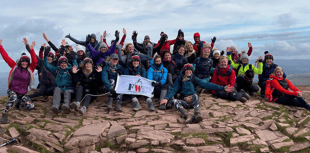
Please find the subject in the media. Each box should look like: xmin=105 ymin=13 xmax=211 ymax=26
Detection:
xmin=160 ymin=64 xmax=233 ymax=124
xmin=212 ymin=56 xmax=250 ymax=102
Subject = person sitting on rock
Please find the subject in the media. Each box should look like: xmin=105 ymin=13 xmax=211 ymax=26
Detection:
xmin=211 ymin=56 xmax=250 ymax=103
xmin=70 ymin=58 xmax=102 ymax=115
xmin=44 ymin=52 xmax=77 ymax=114
xmin=102 ymin=53 xmax=124 ymax=112
xmin=147 ymin=55 xmax=172 ymax=110
xmin=159 ymin=64 xmax=234 ymax=124
xmin=172 ymin=45 xmax=188 ymax=72
xmin=0 ymin=38 xmax=37 ymax=124
xmin=162 ymin=51 xmax=179 ymax=82
xmin=123 ymin=55 xmax=147 ymax=111
xmin=266 ymin=67 xmax=310 ymax=110
xmin=184 ymin=41 xmax=196 ymax=63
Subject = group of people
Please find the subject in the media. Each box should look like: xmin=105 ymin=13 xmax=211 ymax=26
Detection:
xmin=0 ymin=28 xmax=308 ymax=124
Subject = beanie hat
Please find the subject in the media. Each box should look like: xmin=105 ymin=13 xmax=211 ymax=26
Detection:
xmin=47 ymin=52 xmax=55 ymax=58
xmin=110 ymin=53 xmax=119 ymax=60
xmin=58 ymin=56 xmax=68 ymax=65
xmin=144 ymin=35 xmax=150 ymax=40
xmin=131 ymin=55 xmax=141 ymax=62
xmin=161 ymin=33 xmax=168 ymax=39
xmin=83 ymin=57 xmax=93 ymax=65
xmin=19 ymin=53 xmax=30 ymax=64
xmin=264 ymin=51 xmax=273 ymax=61
xmin=202 ymin=43 xmax=211 ymax=49
xmin=183 ymin=63 xmax=193 ymax=72
xmin=98 ymin=42 xmax=107 ymax=51
xmin=76 ymin=45 xmax=84 ymax=52
xmin=240 ymin=51 xmax=249 ymax=61
xmin=213 ymin=49 xmax=221 ymax=56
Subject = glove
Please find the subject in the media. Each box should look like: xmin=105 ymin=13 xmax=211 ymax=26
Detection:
xmin=85 ymin=34 xmax=91 ymax=45
xmin=221 ymin=50 xmax=225 ymax=56
xmin=152 ymin=82 xmax=161 ymax=87
xmin=160 ymin=31 xmax=164 ymax=36
xmin=178 ymin=29 xmax=184 ymax=37
xmin=160 ymin=35 xmax=166 ymax=44
xmin=44 ymin=46 xmax=50 ymax=57
xmin=110 ymin=89 xmax=116 ymax=95
xmin=115 ymin=30 xmax=120 ymax=42
xmin=65 ymin=33 xmax=71 ymax=38
xmin=132 ymin=31 xmax=138 ymax=42
xmin=211 ymin=36 xmax=216 ymax=43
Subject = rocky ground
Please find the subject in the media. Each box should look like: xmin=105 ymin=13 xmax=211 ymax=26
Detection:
xmin=0 ymin=86 xmax=310 ymax=153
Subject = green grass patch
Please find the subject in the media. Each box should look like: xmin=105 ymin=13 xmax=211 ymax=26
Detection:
xmin=104 ymin=136 xmax=120 ymax=149
xmin=74 ymin=116 xmax=87 ymax=129
xmin=125 ymin=125 xmax=134 ymax=130
xmin=171 ymin=132 xmax=181 ymax=136
xmin=94 ymin=116 xmax=99 ymax=120
xmin=215 ymin=132 xmax=233 ymax=147
xmin=131 ymin=113 xmax=135 ymax=118
xmin=192 ymin=132 xmax=218 ymax=145
xmin=95 ymin=145 xmax=102 ymax=151
xmin=31 ymin=142 xmax=52 ymax=153
xmin=272 ymin=146 xmax=290 ymax=153
xmin=298 ymin=116 xmax=310 ymax=127
xmin=9 ymin=150 xmax=19 ymax=153
xmin=5 ymin=123 xmax=27 ymax=136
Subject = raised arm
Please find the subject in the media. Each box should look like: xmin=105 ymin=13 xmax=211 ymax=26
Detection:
xmin=0 ymin=39 xmax=16 ymax=68
xmin=120 ymin=28 xmax=127 ymax=46
xmin=28 ymin=41 xmax=38 ymax=72
xmin=65 ymin=33 xmax=86 ymax=46
xmin=43 ymin=33 xmax=59 ymax=52
xmin=247 ymin=42 xmax=253 ymax=56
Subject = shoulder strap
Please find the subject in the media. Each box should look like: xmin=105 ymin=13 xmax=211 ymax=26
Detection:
xmin=249 ymin=64 xmax=252 ymax=70
xmin=236 ymin=64 xmax=242 ymax=76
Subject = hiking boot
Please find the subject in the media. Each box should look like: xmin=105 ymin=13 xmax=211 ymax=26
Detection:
xmin=26 ymin=102 xmax=35 ymax=111
xmin=106 ymin=97 xmax=113 ymax=110
xmin=61 ymin=104 xmax=70 ymax=114
xmin=249 ymin=91 xmax=255 ymax=96
xmin=114 ymin=100 xmax=122 ymax=112
xmin=78 ymin=106 xmax=87 ymax=115
xmin=179 ymin=108 xmax=193 ymax=124
xmin=194 ymin=107 xmax=202 ymax=123
xmin=51 ymin=106 xmax=59 ymax=114
xmin=239 ymin=97 xmax=247 ymax=103
xmin=146 ymin=98 xmax=155 ymax=111
xmin=70 ymin=101 xmax=80 ymax=111
xmin=166 ymin=101 xmax=172 ymax=109
xmin=244 ymin=92 xmax=251 ymax=100
xmin=158 ymin=104 xmax=166 ymax=110
xmin=1 ymin=112 xmax=9 ymax=124
xmin=132 ymin=97 xmax=141 ymax=111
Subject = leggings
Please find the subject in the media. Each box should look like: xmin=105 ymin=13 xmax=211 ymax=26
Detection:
xmin=215 ymin=89 xmax=243 ymax=101
xmin=75 ymin=85 xmax=96 ymax=108
xmin=5 ymin=90 xmax=34 ymax=112
xmin=172 ymin=94 xmax=200 ymax=110
xmin=29 ymin=84 xmax=56 ymax=98
xmin=52 ymin=87 xmax=75 ymax=109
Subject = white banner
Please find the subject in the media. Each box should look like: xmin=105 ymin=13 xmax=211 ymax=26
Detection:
xmin=115 ymin=75 xmax=155 ymax=97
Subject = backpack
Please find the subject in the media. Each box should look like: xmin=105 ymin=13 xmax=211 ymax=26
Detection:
xmin=265 ymin=79 xmax=274 ymax=102
xmin=55 ymin=69 xmax=72 ymax=79
xmin=216 ymin=66 xmax=233 ymax=77
xmin=236 ymin=64 xmax=252 ymax=76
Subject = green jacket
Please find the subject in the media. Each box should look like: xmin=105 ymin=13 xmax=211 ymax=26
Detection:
xmin=228 ymin=55 xmax=263 ymax=76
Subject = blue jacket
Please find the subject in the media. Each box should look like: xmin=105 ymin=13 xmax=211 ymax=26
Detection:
xmin=43 ymin=57 xmax=77 ymax=91
xmin=259 ymin=62 xmax=278 ymax=82
xmin=102 ymin=63 xmax=123 ymax=91
xmin=193 ymin=57 xmax=213 ymax=79
xmin=124 ymin=65 xmax=146 ymax=78
xmin=172 ymin=52 xmax=188 ymax=72
xmin=147 ymin=60 xmax=168 ymax=85
xmin=165 ymin=74 xmax=224 ymax=100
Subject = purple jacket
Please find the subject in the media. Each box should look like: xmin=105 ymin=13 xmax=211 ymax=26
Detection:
xmin=88 ymin=41 xmax=116 ymax=65
xmin=10 ymin=67 xmax=31 ymax=95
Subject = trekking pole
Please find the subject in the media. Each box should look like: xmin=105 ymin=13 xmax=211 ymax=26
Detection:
xmin=0 ymin=137 xmax=21 ymax=148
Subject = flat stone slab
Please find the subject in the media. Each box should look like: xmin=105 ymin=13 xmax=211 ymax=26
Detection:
xmin=255 ymin=130 xmax=278 ymax=141
xmin=230 ymin=135 xmax=255 ymax=145
xmin=290 ymin=142 xmax=310 ymax=152
xmin=73 ymin=122 xmax=110 ymax=137
xmin=270 ymin=141 xmax=294 ymax=150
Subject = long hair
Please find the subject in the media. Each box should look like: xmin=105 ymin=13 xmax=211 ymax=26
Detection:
xmin=271 ymin=67 xmax=283 ymax=77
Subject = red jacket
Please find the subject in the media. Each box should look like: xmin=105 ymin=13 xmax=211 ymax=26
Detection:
xmin=0 ymin=45 xmax=37 ymax=89
xmin=155 ymin=39 xmax=176 ymax=56
xmin=211 ymin=66 xmax=235 ymax=94
xmin=269 ymin=75 xmax=300 ymax=100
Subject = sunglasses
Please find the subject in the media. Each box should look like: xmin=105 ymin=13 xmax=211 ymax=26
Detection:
xmin=112 ymin=58 xmax=118 ymax=61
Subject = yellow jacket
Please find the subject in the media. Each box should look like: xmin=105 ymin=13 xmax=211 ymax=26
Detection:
xmin=228 ymin=54 xmax=263 ymax=76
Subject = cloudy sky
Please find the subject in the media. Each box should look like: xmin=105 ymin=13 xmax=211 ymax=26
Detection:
xmin=0 ymin=0 xmax=309 ymax=72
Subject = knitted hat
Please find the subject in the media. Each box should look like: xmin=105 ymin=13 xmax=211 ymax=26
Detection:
xmin=58 ymin=56 xmax=68 ymax=65
xmin=83 ymin=57 xmax=93 ymax=65
xmin=47 ymin=52 xmax=55 ymax=58
xmin=76 ymin=45 xmax=84 ymax=52
xmin=213 ymin=49 xmax=221 ymax=56
xmin=110 ymin=53 xmax=119 ymax=60
xmin=183 ymin=63 xmax=193 ymax=72
xmin=144 ymin=35 xmax=150 ymax=40
xmin=240 ymin=51 xmax=249 ymax=61
xmin=264 ymin=51 xmax=273 ymax=61
xmin=161 ymin=33 xmax=168 ymax=39
xmin=19 ymin=53 xmax=30 ymax=64
xmin=131 ymin=55 xmax=141 ymax=62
